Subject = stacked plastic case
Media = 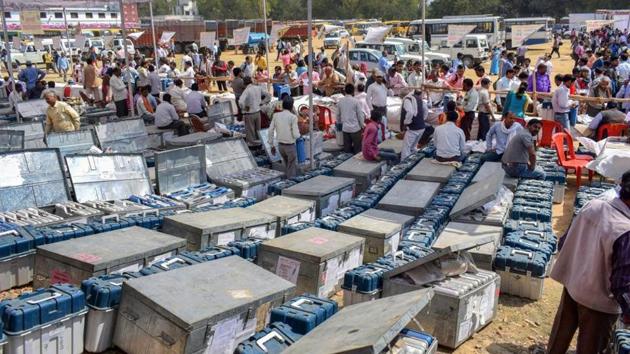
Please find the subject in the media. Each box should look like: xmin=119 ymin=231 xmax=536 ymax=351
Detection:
xmin=536 ymin=148 xmax=567 ymax=203
xmin=615 ymin=329 xmax=630 ymax=354
xmin=0 ymin=223 xmax=45 ymax=291
xmin=494 ymin=179 xmax=556 ymax=300
xmin=0 ymin=284 xmax=88 ymax=354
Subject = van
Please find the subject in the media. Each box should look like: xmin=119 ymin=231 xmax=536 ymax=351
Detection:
xmin=110 ymin=38 xmax=136 ymax=56
xmin=434 ymin=34 xmax=490 ymax=67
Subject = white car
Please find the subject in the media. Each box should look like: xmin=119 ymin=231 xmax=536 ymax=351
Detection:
xmin=432 ymin=34 xmax=490 ymax=67
xmin=385 ymin=37 xmax=450 ymax=67
xmin=324 ymin=32 xmax=342 ymax=49
xmin=348 ymin=48 xmax=393 ymax=72
xmin=354 ymin=41 xmax=431 ymax=69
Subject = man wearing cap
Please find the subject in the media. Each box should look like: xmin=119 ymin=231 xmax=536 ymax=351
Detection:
xmin=366 ymin=70 xmax=388 ymax=119
xmin=44 ymin=91 xmax=80 ymax=134
xmin=18 ymin=60 xmax=46 ymax=99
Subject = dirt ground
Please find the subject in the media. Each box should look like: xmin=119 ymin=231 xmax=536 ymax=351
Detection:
xmin=2 ymin=39 xmax=585 ymax=353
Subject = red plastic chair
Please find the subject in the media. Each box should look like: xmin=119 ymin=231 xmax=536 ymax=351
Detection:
xmin=316 ymin=105 xmax=334 ymax=132
xmin=539 ymin=120 xmax=564 ymax=147
xmin=563 ymin=128 xmax=593 ymax=162
xmin=597 ymin=123 xmax=628 ymax=140
xmin=513 ymin=117 xmax=526 ymax=127
xmin=552 ymin=132 xmax=593 ymax=188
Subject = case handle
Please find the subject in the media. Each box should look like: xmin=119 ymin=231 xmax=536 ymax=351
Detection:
xmin=159 ymin=258 xmax=185 ymax=269
xmin=290 ymin=298 xmax=314 ymax=309
xmin=256 ymin=331 xmax=284 ymax=351
xmin=510 ymin=249 xmax=533 ymax=259
xmin=522 ymin=207 xmax=541 ymax=213
xmin=518 ymin=220 xmax=538 ymax=227
xmin=143 ymin=210 xmax=159 ymax=217
xmin=26 ymin=292 xmax=62 ymax=304
xmin=524 ymin=230 xmax=544 ymax=237
xmin=0 ymin=230 xmax=19 ymax=238
xmin=101 ymin=214 xmax=119 ymax=224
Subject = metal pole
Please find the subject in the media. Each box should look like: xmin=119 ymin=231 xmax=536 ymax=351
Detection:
xmin=149 ymin=1 xmax=159 ymax=66
xmin=119 ymin=0 xmax=134 ymax=118
xmin=0 ymin=0 xmax=14 ymax=82
xmin=262 ymin=0 xmax=271 ymax=91
xmin=62 ymin=8 xmax=71 ymax=56
xmin=421 ymin=0 xmax=426 ymax=84
xmin=307 ymin=0 xmax=314 ymax=169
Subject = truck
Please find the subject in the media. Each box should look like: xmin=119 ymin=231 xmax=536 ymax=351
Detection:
xmin=134 ymin=17 xmax=206 ymax=54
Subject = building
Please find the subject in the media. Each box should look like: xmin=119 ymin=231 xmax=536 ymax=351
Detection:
xmin=174 ymin=0 xmax=198 ymax=16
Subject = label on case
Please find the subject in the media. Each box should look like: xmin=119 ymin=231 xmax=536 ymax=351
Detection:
xmin=217 ymin=231 xmax=236 ymax=246
xmin=340 ymin=188 xmax=354 ymax=204
xmin=457 ymin=319 xmax=473 ymax=344
xmin=206 ymin=316 xmax=240 ymax=354
xmin=112 ymin=261 xmax=143 ymax=274
xmin=148 ymin=251 xmax=175 ymax=266
xmin=321 ymin=194 xmax=340 ymax=217
xmin=247 ymin=225 xmax=273 ymax=240
xmin=276 ymin=256 xmax=300 ymax=284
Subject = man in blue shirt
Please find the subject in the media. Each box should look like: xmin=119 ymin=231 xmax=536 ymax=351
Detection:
xmin=451 ymin=53 xmax=464 ymax=72
xmin=18 ymin=60 xmax=45 ymax=99
xmin=378 ymin=50 xmax=390 ymax=75
xmin=56 ymin=53 xmax=70 ymax=82
xmin=481 ymin=112 xmax=523 ymax=162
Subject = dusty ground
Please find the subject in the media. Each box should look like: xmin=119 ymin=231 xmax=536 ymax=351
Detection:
xmin=2 ymin=39 xmax=584 ymax=353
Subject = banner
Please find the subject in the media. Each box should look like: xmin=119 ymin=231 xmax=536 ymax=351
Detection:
xmin=364 ymin=26 xmax=391 ymax=44
xmin=121 ymin=4 xmax=140 ymax=29
xmin=159 ymin=31 xmax=176 ymax=44
xmin=447 ymin=25 xmax=476 ymax=47
xmin=233 ymin=27 xmax=250 ymax=45
xmin=585 ymin=20 xmax=614 ymax=32
xmin=127 ymin=31 xmax=144 ymax=41
xmin=75 ymin=34 xmax=86 ymax=50
xmin=34 ymin=38 xmax=43 ymax=51
xmin=200 ymin=32 xmax=216 ymax=48
xmin=270 ymin=24 xmax=288 ymax=43
xmin=20 ymin=11 xmax=42 ymax=35
xmin=52 ymin=36 xmax=62 ymax=50
xmin=511 ymin=24 xmax=543 ymax=47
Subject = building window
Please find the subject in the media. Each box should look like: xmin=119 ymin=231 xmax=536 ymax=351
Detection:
xmin=70 ymin=12 xmax=78 ymax=19
xmin=110 ymin=13 xmax=117 ymax=19
xmin=40 ymin=12 xmax=46 ymax=19
xmin=54 ymin=12 xmax=63 ymax=19
xmin=85 ymin=13 xmax=93 ymax=19
xmin=3 ymin=12 xmax=10 ymax=19
xmin=98 ymin=13 xmax=105 ymax=19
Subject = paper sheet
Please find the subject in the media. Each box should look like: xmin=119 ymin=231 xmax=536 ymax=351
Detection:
xmin=206 ymin=316 xmax=239 ymax=354
xmin=217 ymin=231 xmax=236 ymax=246
xmin=275 ymin=256 xmax=300 ymax=284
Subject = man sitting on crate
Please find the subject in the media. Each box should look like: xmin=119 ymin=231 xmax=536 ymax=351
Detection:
xmin=501 ymin=119 xmax=545 ymax=180
xmin=547 ymin=170 xmax=630 ymax=354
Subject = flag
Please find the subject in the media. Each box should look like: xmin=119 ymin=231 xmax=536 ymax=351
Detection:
xmin=128 ymin=31 xmax=144 ymax=41
xmin=447 ymin=25 xmax=476 ymax=47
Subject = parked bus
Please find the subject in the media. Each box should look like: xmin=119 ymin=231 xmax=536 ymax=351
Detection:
xmin=504 ymin=17 xmax=555 ymax=49
xmin=407 ymin=16 xmax=503 ymax=47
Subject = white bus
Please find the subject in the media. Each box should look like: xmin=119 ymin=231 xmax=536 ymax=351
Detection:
xmin=504 ymin=17 xmax=555 ymax=49
xmin=407 ymin=16 xmax=503 ymax=47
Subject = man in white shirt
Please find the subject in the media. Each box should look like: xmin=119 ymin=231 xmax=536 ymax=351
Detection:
xmin=239 ymin=77 xmax=271 ymax=146
xmin=180 ymin=61 xmax=195 ymax=88
xmin=167 ymin=79 xmax=188 ymax=113
xmin=155 ymin=93 xmax=190 ymax=136
xmin=434 ymin=111 xmax=466 ymax=162
xmin=137 ymin=61 xmax=150 ymax=88
xmin=268 ymin=96 xmax=301 ymax=178
xmin=110 ymin=67 xmax=128 ymax=117
xmin=427 ymin=71 xmax=446 ymax=107
xmin=186 ymin=83 xmax=208 ymax=117
xmin=552 ymin=75 xmax=576 ymax=130
xmin=617 ymin=53 xmax=630 ymax=83
xmin=477 ymin=78 xmax=494 ymax=140
xmin=148 ymin=65 xmax=161 ymax=97
xmin=495 ymin=68 xmax=517 ymax=108
xmin=407 ymin=61 xmax=424 ymax=89
xmin=167 ymin=62 xmax=180 ymax=79
xmin=354 ymin=83 xmax=371 ymax=119
xmin=366 ymin=71 xmax=388 ymax=118
xmin=458 ymin=78 xmax=479 ymax=140
xmin=336 ymin=83 xmax=366 ymax=154
xmin=241 ymin=56 xmax=254 ymax=78
xmin=158 ymin=59 xmax=171 ymax=75
xmin=181 ymin=52 xmax=192 ymax=70
xmin=8 ymin=83 xmax=23 ymax=112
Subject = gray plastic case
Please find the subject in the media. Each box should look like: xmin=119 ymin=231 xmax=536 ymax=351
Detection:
xmin=113 ymin=257 xmax=295 ymax=354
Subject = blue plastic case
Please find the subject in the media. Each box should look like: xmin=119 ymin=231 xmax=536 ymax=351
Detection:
xmin=0 ymin=284 xmax=86 ymax=333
